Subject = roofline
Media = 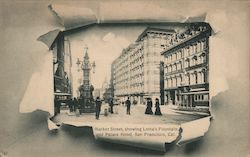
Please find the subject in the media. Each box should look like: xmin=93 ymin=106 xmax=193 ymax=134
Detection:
xmin=136 ymin=27 xmax=176 ymax=42
xmin=161 ymin=23 xmax=212 ymax=56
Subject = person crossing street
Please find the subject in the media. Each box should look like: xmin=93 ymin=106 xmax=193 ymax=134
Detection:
xmin=95 ymin=97 xmax=102 ymax=120
xmin=125 ymin=97 xmax=131 ymax=115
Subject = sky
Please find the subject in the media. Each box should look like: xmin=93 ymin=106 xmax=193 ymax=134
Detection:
xmin=67 ymin=25 xmax=148 ymax=96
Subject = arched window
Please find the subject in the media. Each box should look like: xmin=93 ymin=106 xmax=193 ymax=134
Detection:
xmin=194 ymin=43 xmax=197 ymax=53
xmin=190 ymin=73 xmax=194 ymax=85
xmin=186 ymin=73 xmax=190 ymax=85
xmin=173 ymin=77 xmax=176 ymax=87
xmin=169 ymin=65 xmax=172 ymax=72
xmin=173 ymin=63 xmax=177 ymax=71
xmin=185 ymin=58 xmax=190 ymax=68
xmin=201 ymin=69 xmax=206 ymax=83
xmin=177 ymin=62 xmax=180 ymax=70
xmin=197 ymin=41 xmax=201 ymax=52
xmin=192 ymin=56 xmax=197 ymax=66
xmin=177 ymin=76 xmax=181 ymax=86
xmin=198 ymin=72 xmax=202 ymax=84
xmin=166 ymin=66 xmax=168 ymax=73
xmin=194 ymin=71 xmax=198 ymax=84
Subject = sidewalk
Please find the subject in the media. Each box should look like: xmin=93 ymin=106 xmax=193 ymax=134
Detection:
xmin=165 ymin=104 xmax=210 ymax=116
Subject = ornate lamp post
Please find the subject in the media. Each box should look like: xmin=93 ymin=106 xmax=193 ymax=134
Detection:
xmin=76 ymin=46 xmax=96 ymax=113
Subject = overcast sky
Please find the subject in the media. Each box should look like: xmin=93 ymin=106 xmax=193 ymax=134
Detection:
xmin=67 ymin=25 xmax=147 ymax=96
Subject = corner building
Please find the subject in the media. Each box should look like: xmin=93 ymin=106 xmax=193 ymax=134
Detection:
xmin=112 ymin=28 xmax=175 ymax=104
xmin=161 ymin=23 xmax=212 ymax=112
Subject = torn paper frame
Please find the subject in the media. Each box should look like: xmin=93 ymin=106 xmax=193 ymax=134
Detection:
xmin=20 ymin=3 xmax=216 ymax=152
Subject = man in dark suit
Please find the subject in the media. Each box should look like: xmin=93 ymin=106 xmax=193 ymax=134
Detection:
xmin=125 ymin=97 xmax=131 ymax=115
xmin=95 ymin=97 xmax=102 ymax=120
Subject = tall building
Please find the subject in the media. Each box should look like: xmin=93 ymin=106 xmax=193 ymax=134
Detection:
xmin=161 ymin=22 xmax=212 ymax=112
xmin=52 ymin=33 xmax=72 ymax=101
xmin=111 ymin=27 xmax=175 ymax=104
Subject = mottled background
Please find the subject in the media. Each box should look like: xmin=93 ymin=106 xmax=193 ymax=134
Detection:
xmin=0 ymin=0 xmax=249 ymax=157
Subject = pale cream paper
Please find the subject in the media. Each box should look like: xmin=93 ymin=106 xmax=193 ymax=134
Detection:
xmin=19 ymin=3 xmax=216 ymax=152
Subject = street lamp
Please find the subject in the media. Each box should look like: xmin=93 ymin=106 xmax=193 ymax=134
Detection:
xmin=76 ymin=47 xmax=96 ymax=74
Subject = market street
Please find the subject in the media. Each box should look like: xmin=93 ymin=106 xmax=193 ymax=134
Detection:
xmin=54 ymin=104 xmax=207 ymax=125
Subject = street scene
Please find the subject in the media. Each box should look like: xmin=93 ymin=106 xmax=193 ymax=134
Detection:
xmin=54 ymin=103 xmax=207 ymax=125
xmin=52 ymin=22 xmax=212 ymax=124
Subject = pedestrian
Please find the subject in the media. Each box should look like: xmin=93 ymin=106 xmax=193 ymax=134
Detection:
xmin=145 ymin=98 xmax=153 ymax=115
xmin=69 ymin=98 xmax=73 ymax=112
xmin=125 ymin=97 xmax=131 ymax=115
xmin=95 ymin=97 xmax=102 ymax=120
xmin=109 ymin=98 xmax=114 ymax=114
xmin=154 ymin=98 xmax=162 ymax=115
xmin=73 ymin=97 xmax=78 ymax=112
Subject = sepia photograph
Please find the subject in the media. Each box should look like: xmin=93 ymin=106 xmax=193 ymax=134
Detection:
xmin=0 ymin=0 xmax=249 ymax=157
xmin=51 ymin=23 xmax=212 ymax=126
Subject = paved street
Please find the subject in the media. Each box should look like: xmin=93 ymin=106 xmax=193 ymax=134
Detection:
xmin=54 ymin=104 xmax=207 ymax=125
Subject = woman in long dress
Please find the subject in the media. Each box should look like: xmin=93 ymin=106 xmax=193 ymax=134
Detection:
xmin=145 ymin=98 xmax=153 ymax=115
xmin=154 ymin=98 xmax=162 ymax=115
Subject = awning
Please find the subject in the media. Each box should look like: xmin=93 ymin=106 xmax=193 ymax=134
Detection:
xmin=180 ymin=91 xmax=209 ymax=95
xmin=54 ymin=92 xmax=71 ymax=96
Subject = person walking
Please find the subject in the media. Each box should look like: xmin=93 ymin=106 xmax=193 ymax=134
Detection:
xmin=109 ymin=98 xmax=114 ymax=114
xmin=125 ymin=97 xmax=131 ymax=115
xmin=95 ymin=97 xmax=102 ymax=120
xmin=154 ymin=98 xmax=162 ymax=115
xmin=73 ymin=97 xmax=78 ymax=112
xmin=145 ymin=98 xmax=153 ymax=115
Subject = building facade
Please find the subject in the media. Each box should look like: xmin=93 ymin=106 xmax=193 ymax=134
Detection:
xmin=161 ymin=22 xmax=211 ymax=112
xmin=111 ymin=27 xmax=175 ymax=104
xmin=52 ymin=33 xmax=72 ymax=102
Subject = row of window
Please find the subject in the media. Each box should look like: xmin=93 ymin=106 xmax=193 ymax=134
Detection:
xmin=165 ymin=39 xmax=207 ymax=64
xmin=194 ymin=94 xmax=209 ymax=101
xmin=165 ymin=70 xmax=207 ymax=88
xmin=165 ymin=54 xmax=206 ymax=73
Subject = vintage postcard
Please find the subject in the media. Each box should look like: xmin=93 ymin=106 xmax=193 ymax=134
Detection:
xmin=0 ymin=1 xmax=249 ymax=157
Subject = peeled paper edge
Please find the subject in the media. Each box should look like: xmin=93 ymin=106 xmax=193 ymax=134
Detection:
xmin=47 ymin=117 xmax=212 ymax=152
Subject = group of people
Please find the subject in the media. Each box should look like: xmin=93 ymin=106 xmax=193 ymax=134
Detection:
xmin=124 ymin=97 xmax=162 ymax=116
xmin=68 ymin=97 xmax=79 ymax=112
xmin=90 ymin=96 xmax=163 ymax=120
xmin=144 ymin=98 xmax=162 ymax=115
xmin=95 ymin=97 xmax=115 ymax=120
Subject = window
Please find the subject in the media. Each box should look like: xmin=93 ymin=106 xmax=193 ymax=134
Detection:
xmin=173 ymin=64 xmax=177 ymax=71
xmin=177 ymin=62 xmax=181 ymax=70
xmin=194 ymin=71 xmax=198 ymax=84
xmin=198 ymin=72 xmax=202 ymax=84
xmin=173 ymin=77 xmax=177 ymax=87
xmin=177 ymin=77 xmax=181 ymax=86
xmin=185 ymin=58 xmax=190 ymax=68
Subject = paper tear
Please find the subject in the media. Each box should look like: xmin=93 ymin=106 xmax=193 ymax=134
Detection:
xmin=47 ymin=4 xmax=217 ymax=33
xmin=177 ymin=116 xmax=211 ymax=146
xmin=48 ymin=4 xmax=97 ymax=30
xmin=50 ymin=118 xmax=211 ymax=152
xmin=183 ymin=13 xmax=207 ymax=23
xmin=37 ymin=29 xmax=61 ymax=49
xmin=48 ymin=118 xmax=60 ymax=130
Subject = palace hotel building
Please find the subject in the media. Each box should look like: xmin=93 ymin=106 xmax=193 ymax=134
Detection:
xmin=161 ymin=23 xmax=212 ymax=111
